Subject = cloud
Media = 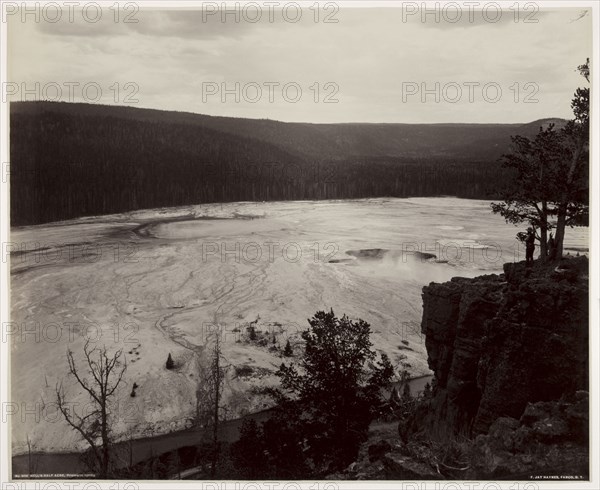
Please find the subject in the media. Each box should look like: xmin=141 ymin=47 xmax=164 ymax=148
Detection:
xmin=34 ymin=7 xmax=312 ymax=39
xmin=7 ymin=6 xmax=592 ymax=124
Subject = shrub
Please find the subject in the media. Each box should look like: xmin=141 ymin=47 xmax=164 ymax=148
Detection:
xmin=235 ymin=365 xmax=254 ymax=377
xmin=283 ymin=340 xmax=293 ymax=357
xmin=166 ymin=353 xmax=175 ymax=370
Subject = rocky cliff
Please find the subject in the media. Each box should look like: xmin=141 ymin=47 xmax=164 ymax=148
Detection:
xmin=420 ymin=256 xmax=588 ymax=439
xmin=330 ymin=257 xmax=589 ymax=480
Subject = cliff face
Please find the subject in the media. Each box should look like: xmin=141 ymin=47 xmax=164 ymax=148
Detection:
xmin=331 ymin=257 xmax=589 ymax=480
xmin=420 ymin=257 xmax=588 ymax=438
xmin=327 ymin=257 xmax=589 ymax=481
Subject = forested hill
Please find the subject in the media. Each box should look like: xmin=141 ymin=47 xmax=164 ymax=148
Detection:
xmin=10 ymin=101 xmax=564 ymax=225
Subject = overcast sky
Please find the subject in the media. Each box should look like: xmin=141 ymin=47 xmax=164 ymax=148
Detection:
xmin=8 ymin=4 xmax=592 ymax=123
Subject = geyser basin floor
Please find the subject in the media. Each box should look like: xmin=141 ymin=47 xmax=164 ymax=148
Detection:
xmin=9 ymin=198 xmax=588 ymax=454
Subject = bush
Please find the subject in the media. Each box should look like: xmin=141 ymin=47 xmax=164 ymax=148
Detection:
xmin=166 ymin=353 xmax=175 ymax=370
xmin=283 ymin=340 xmax=293 ymax=357
xmin=235 ymin=365 xmax=254 ymax=377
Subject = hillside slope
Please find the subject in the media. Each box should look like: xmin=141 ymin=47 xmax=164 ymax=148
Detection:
xmin=10 ymin=101 xmax=565 ymax=225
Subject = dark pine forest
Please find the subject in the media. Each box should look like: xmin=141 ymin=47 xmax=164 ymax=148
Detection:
xmin=9 ymin=101 xmax=564 ymax=225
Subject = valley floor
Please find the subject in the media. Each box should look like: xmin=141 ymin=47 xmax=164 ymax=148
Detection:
xmin=9 ymin=198 xmax=588 ymax=455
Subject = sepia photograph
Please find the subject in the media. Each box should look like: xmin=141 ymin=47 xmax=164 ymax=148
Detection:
xmin=0 ymin=1 xmax=597 ymax=488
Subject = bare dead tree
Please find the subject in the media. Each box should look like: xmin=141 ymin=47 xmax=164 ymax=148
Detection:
xmin=195 ymin=333 xmax=226 ymax=478
xmin=26 ymin=434 xmax=37 ymax=477
xmin=209 ymin=334 xmax=224 ymax=477
xmin=56 ymin=340 xmax=127 ymax=478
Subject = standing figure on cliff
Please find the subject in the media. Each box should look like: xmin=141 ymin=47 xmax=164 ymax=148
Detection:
xmin=525 ymin=227 xmax=536 ymax=266
xmin=547 ymin=232 xmax=556 ymax=261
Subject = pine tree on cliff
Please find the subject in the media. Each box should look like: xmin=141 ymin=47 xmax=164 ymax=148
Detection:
xmin=490 ymin=125 xmax=560 ymax=260
xmin=275 ymin=310 xmax=394 ymax=470
xmin=553 ymin=59 xmax=589 ymax=258
xmin=491 ymin=59 xmax=589 ymax=261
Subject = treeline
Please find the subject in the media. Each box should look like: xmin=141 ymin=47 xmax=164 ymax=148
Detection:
xmin=10 ymin=101 xmax=537 ymax=225
xmin=10 ymin=108 xmax=303 ymax=224
xmin=329 ymin=157 xmax=505 ymax=199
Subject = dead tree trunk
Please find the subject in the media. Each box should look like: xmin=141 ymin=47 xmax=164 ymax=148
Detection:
xmin=209 ymin=334 xmax=223 ymax=478
xmin=56 ymin=340 xmax=126 ymax=479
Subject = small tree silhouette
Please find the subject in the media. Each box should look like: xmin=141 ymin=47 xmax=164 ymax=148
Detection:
xmin=422 ymin=382 xmax=432 ymax=400
xmin=283 ymin=340 xmax=293 ymax=357
xmin=166 ymin=353 xmax=175 ymax=370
